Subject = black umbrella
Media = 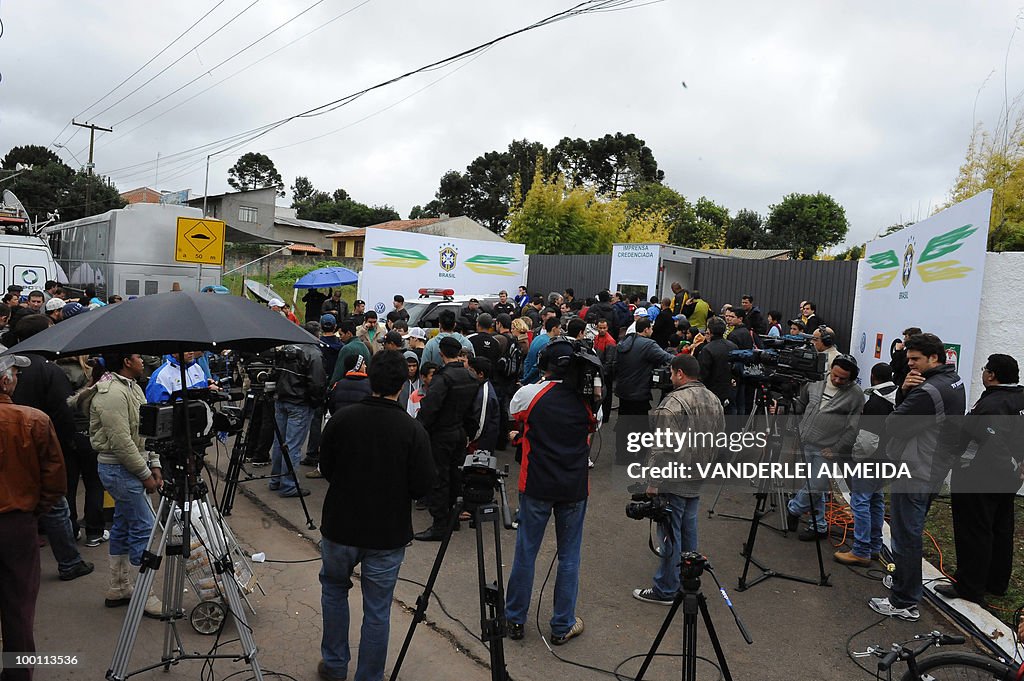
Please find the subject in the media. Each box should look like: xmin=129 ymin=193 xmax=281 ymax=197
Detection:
xmin=1 ymin=290 xmax=317 ymax=358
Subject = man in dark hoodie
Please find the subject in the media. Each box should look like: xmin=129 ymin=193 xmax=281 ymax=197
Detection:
xmin=940 ymin=354 xmax=1024 ymax=605
xmin=613 ymin=319 xmax=675 ymax=464
xmin=870 ymin=333 xmax=965 ymax=622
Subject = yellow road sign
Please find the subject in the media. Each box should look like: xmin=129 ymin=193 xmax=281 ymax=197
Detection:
xmin=175 ymin=217 xmax=225 ymax=265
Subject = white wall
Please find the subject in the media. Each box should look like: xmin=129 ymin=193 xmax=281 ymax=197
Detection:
xmin=971 ymin=252 xmax=1024 ymax=404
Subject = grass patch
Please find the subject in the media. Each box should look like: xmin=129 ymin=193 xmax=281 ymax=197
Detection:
xmin=923 ymin=495 xmax=1024 ymax=626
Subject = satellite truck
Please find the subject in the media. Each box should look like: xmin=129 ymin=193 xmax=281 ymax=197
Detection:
xmin=0 ymin=189 xmax=63 ymax=293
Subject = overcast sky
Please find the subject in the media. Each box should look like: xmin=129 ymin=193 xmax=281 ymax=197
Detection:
xmin=1 ymin=0 xmax=1021 ymax=248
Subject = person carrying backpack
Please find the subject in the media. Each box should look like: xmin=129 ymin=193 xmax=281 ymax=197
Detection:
xmin=493 ymin=313 xmax=522 ymax=449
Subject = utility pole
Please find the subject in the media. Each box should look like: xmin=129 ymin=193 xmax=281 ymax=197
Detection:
xmin=72 ymin=120 xmax=112 ymax=217
xmin=71 ymin=120 xmax=113 ymax=175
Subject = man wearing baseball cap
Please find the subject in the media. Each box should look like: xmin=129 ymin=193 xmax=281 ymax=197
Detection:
xmin=404 ymin=327 xmax=427 ymax=360
xmin=45 ymin=297 xmax=66 ymax=323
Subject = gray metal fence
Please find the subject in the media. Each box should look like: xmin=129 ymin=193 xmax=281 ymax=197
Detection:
xmin=692 ymin=258 xmax=859 ymax=351
xmin=526 ymin=254 xmax=612 ymax=300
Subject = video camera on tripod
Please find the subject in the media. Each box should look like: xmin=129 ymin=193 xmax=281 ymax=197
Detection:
xmin=541 ymin=337 xmax=604 ymax=409
xmin=729 ymin=334 xmax=825 ymax=397
xmin=139 ymin=387 xmax=245 ymax=450
xmin=461 ymin=452 xmax=515 ymax=530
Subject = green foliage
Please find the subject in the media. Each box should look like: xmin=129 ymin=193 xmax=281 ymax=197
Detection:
xmin=765 ymin=192 xmax=849 ymax=259
xmin=622 ymin=184 xmax=697 ymax=246
xmin=725 ymin=209 xmax=768 ymax=248
xmin=505 ymin=170 xmax=623 ymax=254
xmin=943 ymin=110 xmax=1024 ymax=251
xmin=421 ymin=133 xmax=663 ymax=235
xmin=291 ymin=178 xmax=399 ymax=227
xmin=833 ymin=244 xmax=865 ymax=260
xmin=1 ymin=145 xmax=126 ymax=222
xmin=228 ymin=152 xmax=285 ymax=197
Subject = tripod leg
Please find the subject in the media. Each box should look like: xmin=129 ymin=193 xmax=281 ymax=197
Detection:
xmin=107 ymin=496 xmax=172 ymax=681
xmin=476 ymin=505 xmax=509 ymax=681
xmin=388 ymin=503 xmax=460 ymax=681
xmin=633 ymin=592 xmax=684 ymax=681
xmin=697 ymin=593 xmax=734 ymax=681
xmin=220 ymin=395 xmax=256 ymax=516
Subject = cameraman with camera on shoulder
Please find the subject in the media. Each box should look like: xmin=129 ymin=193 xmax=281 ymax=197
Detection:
xmin=268 ymin=342 xmax=325 ymax=498
xmin=505 ymin=339 xmax=597 ymax=645
xmin=632 ymin=354 xmax=724 ymax=605
xmin=614 ymin=318 xmax=675 ymax=465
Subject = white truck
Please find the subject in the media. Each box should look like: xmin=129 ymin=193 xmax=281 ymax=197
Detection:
xmin=0 ymin=190 xmax=62 ymax=293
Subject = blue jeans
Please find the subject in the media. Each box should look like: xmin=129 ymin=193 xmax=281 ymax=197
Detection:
xmin=39 ymin=496 xmax=86 ymax=574
xmin=787 ymin=446 xmax=829 ymax=533
xmin=847 ymin=476 xmax=884 ymax=559
xmin=319 ymin=539 xmax=405 ymax=681
xmin=97 ymin=463 xmax=155 ymax=566
xmin=889 ymin=491 xmax=934 ymax=608
xmin=271 ymin=401 xmax=313 ymax=496
xmin=652 ymin=494 xmax=700 ymax=599
xmin=505 ymin=494 xmax=586 ymax=636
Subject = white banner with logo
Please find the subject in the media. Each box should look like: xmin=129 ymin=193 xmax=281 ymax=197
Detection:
xmin=609 ymin=243 xmax=659 ymax=296
xmin=850 ymin=190 xmax=991 ymax=398
xmin=359 ymin=228 xmax=526 ymax=316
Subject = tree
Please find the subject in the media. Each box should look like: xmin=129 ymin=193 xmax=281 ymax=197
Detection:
xmin=505 ymin=170 xmax=623 ymax=255
xmin=622 ymin=184 xmax=700 ymax=246
xmin=725 ymin=209 xmax=768 ymax=248
xmin=943 ymin=111 xmax=1024 ymax=250
xmin=2 ymin=145 xmax=65 ymax=170
xmin=290 ymin=176 xmax=316 ymax=205
xmin=550 ymin=133 xmax=663 ymax=195
xmin=228 ymin=152 xmax=284 ymax=196
xmin=1 ymin=145 xmax=126 ymax=222
xmin=693 ymin=197 xmax=731 ymax=248
xmin=764 ymin=192 xmax=849 ymax=259
xmin=834 ymin=244 xmax=865 ymax=260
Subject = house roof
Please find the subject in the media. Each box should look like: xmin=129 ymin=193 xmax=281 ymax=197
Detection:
xmin=286 ymin=243 xmax=326 ymax=254
xmin=327 ymin=218 xmax=441 ymax=239
xmin=274 ymin=215 xmax=357 ymax=233
xmin=702 ymin=248 xmax=791 ymax=260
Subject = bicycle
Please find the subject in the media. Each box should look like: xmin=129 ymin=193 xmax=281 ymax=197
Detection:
xmin=853 ymin=630 xmax=1023 ymax=680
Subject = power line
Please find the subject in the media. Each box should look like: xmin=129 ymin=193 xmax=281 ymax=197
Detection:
xmin=96 ymin=0 xmax=373 ymax=152
xmin=105 ymin=1 xmax=650 ymax=188
xmin=49 ymin=0 xmax=229 ymax=150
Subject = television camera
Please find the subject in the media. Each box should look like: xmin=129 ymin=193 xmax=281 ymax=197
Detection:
xmin=728 ymin=334 xmax=825 ymax=396
xmin=139 ymin=387 xmax=244 ymax=451
xmin=541 ymin=337 xmax=604 ymax=408
xmin=461 ymin=452 xmax=514 ymax=529
xmin=625 ymin=481 xmax=671 ymax=523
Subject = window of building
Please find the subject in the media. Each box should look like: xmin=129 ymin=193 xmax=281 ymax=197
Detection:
xmin=144 ymin=281 xmax=159 ymax=296
xmin=125 ymin=280 xmax=140 ymax=296
xmin=238 ymin=206 xmax=258 ymax=223
xmin=353 ymin=240 xmax=364 ymax=257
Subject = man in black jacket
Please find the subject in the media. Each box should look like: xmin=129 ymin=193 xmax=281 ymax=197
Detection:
xmin=870 ymin=333 xmax=965 ymax=622
xmin=741 ymin=295 xmax=767 ymax=336
xmin=269 ymin=341 xmax=325 ymax=498
xmin=698 ymin=317 xmax=738 ymax=408
xmin=317 ymin=350 xmax=436 ymax=681
xmin=889 ymin=326 xmax=921 ymax=394
xmin=415 ymin=336 xmax=480 ymax=540
xmin=613 ymin=319 xmax=675 ymax=464
xmin=9 ymin=314 xmax=94 ymax=580
xmin=940 ymin=354 xmax=1024 ymax=605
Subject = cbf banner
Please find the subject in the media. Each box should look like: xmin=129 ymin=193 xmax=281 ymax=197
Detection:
xmin=850 ymin=190 xmax=991 ymax=399
xmin=359 ymin=228 xmax=526 ymax=316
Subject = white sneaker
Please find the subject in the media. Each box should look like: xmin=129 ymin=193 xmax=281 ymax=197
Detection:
xmin=588 ymin=457 xmax=595 ymax=469
xmin=85 ymin=530 xmax=110 ymax=547
xmin=868 ymin=597 xmax=919 ymax=621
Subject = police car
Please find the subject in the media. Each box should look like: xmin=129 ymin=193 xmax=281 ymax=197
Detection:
xmin=403 ymin=288 xmax=500 ymax=333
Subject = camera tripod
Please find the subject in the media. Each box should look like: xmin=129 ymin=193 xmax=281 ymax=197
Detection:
xmin=219 ymin=377 xmax=316 ymax=529
xmin=390 ymin=492 xmax=514 ymax=681
xmin=736 ymin=385 xmax=831 ymax=592
xmin=106 ymin=452 xmax=263 ymax=680
xmin=634 ymin=553 xmax=751 ymax=681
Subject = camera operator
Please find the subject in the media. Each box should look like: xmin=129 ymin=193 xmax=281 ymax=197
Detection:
xmin=316 ymin=350 xmax=436 ymax=681
xmin=505 ymin=339 xmax=597 ymax=645
xmin=269 ymin=342 xmax=325 ymax=498
xmin=783 ymin=355 xmax=863 ymax=541
xmin=144 ymin=352 xmax=213 ymax=404
xmin=86 ymin=352 xmax=164 ymax=618
xmin=614 ymin=318 xmax=675 ymax=465
xmin=632 ymin=354 xmax=724 ymax=605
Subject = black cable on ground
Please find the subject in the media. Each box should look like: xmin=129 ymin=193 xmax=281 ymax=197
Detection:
xmin=844 ymin=615 xmax=889 ymax=678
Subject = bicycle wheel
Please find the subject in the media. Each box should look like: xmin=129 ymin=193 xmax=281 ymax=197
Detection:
xmin=902 ymin=651 xmax=1014 ymax=681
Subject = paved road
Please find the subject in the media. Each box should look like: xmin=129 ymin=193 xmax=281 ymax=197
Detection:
xmin=25 ymin=412 xmax=958 ymax=681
